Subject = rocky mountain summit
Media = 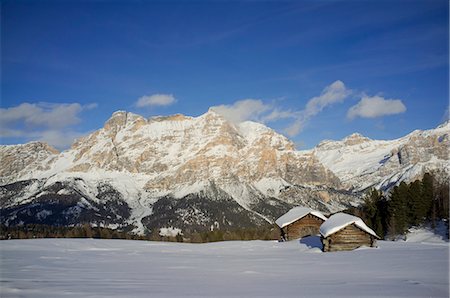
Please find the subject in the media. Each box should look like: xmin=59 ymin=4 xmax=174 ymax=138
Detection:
xmin=1 ymin=111 xmax=448 ymax=235
xmin=312 ymin=121 xmax=449 ymax=191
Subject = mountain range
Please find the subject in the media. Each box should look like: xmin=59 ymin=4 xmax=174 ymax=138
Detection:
xmin=1 ymin=110 xmax=448 ymax=235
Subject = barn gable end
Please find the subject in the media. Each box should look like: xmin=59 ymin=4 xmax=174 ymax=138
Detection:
xmin=320 ymin=212 xmax=380 ymax=252
xmin=276 ymin=207 xmax=327 ymax=241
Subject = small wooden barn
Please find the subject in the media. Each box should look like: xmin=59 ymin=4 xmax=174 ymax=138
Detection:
xmin=275 ymin=207 xmax=327 ymax=241
xmin=320 ymin=212 xmax=380 ymax=252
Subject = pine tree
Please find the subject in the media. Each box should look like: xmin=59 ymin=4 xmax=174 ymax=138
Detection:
xmin=85 ymin=224 xmax=94 ymax=238
xmin=421 ymin=173 xmax=434 ymax=226
xmin=362 ymin=188 xmax=386 ymax=237
xmin=387 ymin=183 xmax=408 ymax=237
xmin=363 ymin=189 xmax=378 ymax=228
xmin=435 ymin=181 xmax=449 ymax=221
xmin=407 ymin=180 xmax=422 ymax=225
xmin=373 ymin=192 xmax=388 ymax=238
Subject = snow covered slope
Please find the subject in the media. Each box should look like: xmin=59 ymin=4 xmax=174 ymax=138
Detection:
xmin=312 ymin=121 xmax=449 ymax=191
xmin=0 ymin=111 xmax=448 ymax=234
xmin=1 ymin=238 xmax=448 ymax=297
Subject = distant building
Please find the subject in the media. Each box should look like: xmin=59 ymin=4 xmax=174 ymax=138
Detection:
xmin=320 ymin=212 xmax=380 ymax=252
xmin=275 ymin=207 xmax=327 ymax=241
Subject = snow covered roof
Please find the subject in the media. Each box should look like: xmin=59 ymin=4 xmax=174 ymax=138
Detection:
xmin=319 ymin=212 xmax=379 ymax=238
xmin=275 ymin=207 xmax=327 ymax=228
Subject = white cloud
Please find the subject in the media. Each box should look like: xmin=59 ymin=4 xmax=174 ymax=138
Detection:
xmin=0 ymin=102 xmax=84 ymax=128
xmin=210 ymin=99 xmax=270 ymax=123
xmin=261 ymin=108 xmax=296 ymax=123
xmin=136 ymin=94 xmax=176 ymax=107
xmin=347 ymin=95 xmax=406 ymax=119
xmin=210 ymin=99 xmax=295 ymax=124
xmin=0 ymin=102 xmax=97 ymax=149
xmin=211 ymin=81 xmax=352 ymax=138
xmin=0 ymin=127 xmax=26 ymax=138
xmin=284 ymin=119 xmax=306 ymax=137
xmin=442 ymin=106 xmax=449 ymax=123
xmin=38 ymin=130 xmax=87 ymax=150
xmin=304 ymin=80 xmax=352 ymax=117
xmin=85 ymin=103 xmax=98 ymax=110
xmin=285 ymin=80 xmax=352 ymax=136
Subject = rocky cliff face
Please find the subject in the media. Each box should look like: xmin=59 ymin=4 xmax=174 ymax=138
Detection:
xmin=0 ymin=111 xmax=448 ymax=235
xmin=64 ymin=110 xmax=340 ymax=190
xmin=0 ymin=142 xmax=59 ymax=185
xmin=312 ymin=121 xmax=449 ymax=191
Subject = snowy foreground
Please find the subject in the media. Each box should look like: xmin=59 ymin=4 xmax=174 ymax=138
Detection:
xmin=1 ymin=236 xmax=448 ymax=297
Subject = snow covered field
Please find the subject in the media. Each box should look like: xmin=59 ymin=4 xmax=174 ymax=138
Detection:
xmin=1 ymin=237 xmax=448 ymax=297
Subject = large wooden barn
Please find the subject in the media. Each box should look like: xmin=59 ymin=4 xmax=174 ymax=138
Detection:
xmin=275 ymin=207 xmax=327 ymax=241
xmin=319 ymin=212 xmax=380 ymax=252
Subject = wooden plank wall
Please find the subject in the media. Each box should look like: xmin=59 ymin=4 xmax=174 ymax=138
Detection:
xmin=282 ymin=214 xmax=324 ymax=240
xmin=322 ymin=224 xmax=376 ymax=252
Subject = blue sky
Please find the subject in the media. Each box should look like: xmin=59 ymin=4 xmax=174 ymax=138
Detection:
xmin=1 ymin=0 xmax=448 ymax=150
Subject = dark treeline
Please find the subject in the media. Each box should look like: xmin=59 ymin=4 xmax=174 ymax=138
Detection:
xmin=1 ymin=223 xmax=277 ymax=243
xmin=0 ymin=224 xmax=148 ymax=241
xmin=347 ymin=173 xmax=449 ymax=239
xmin=186 ymin=226 xmax=277 ymax=243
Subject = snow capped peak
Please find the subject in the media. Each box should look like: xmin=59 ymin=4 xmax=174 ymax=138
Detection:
xmin=342 ymin=132 xmax=371 ymax=145
xmin=149 ymin=114 xmax=192 ymax=122
xmin=238 ymin=120 xmax=271 ymax=137
xmin=316 ymin=139 xmax=334 ymax=148
xmin=344 ymin=132 xmax=366 ymax=139
xmin=205 ymin=107 xmax=222 ymax=116
xmin=104 ymin=110 xmax=146 ymax=131
xmin=108 ymin=110 xmax=145 ymax=122
xmin=313 ymin=120 xmax=450 ymax=191
xmin=436 ymin=120 xmax=450 ymax=130
xmin=127 ymin=112 xmax=146 ymax=121
xmin=0 ymin=141 xmax=60 ymax=185
xmin=111 ymin=110 xmax=128 ymax=117
xmin=200 ymin=108 xmax=229 ymax=123
xmin=0 ymin=141 xmax=59 ymax=153
xmin=316 ymin=133 xmax=371 ymax=149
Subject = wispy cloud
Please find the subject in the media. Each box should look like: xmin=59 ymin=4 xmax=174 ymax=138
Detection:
xmin=347 ymin=95 xmax=406 ymax=119
xmin=285 ymin=80 xmax=352 ymax=136
xmin=442 ymin=106 xmax=449 ymax=123
xmin=135 ymin=94 xmax=176 ymax=108
xmin=38 ymin=130 xmax=87 ymax=150
xmin=262 ymin=108 xmax=296 ymax=123
xmin=0 ymin=102 xmax=84 ymax=128
xmin=304 ymin=80 xmax=351 ymax=117
xmin=210 ymin=99 xmax=295 ymax=124
xmin=0 ymin=102 xmax=97 ymax=150
xmin=210 ymin=99 xmax=269 ymax=123
xmin=211 ymin=80 xmax=352 ymax=137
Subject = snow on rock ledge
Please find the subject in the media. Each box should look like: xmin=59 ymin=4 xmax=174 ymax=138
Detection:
xmin=320 ymin=212 xmax=379 ymax=238
xmin=159 ymin=227 xmax=183 ymax=237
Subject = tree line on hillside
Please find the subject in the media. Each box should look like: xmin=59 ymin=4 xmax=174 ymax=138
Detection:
xmin=347 ymin=173 xmax=449 ymax=239
xmin=186 ymin=227 xmax=277 ymax=243
xmin=0 ymin=224 xmax=148 ymax=241
xmin=1 ymin=223 xmax=278 ymax=243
